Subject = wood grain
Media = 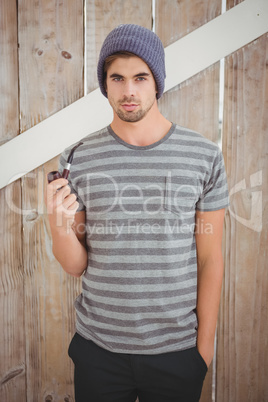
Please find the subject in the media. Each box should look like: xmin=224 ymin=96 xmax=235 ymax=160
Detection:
xmin=217 ymin=0 xmax=267 ymax=400
xmin=227 ymin=0 xmax=245 ymax=7
xmin=0 ymin=181 xmax=25 ymax=401
xmin=155 ymin=1 xmax=221 ymax=400
xmin=0 ymin=1 xmax=25 ymax=401
xmin=18 ymin=0 xmax=84 ymax=400
xmin=18 ymin=0 xmax=84 ymax=129
xmin=0 ymin=0 xmax=19 ymax=144
xmin=217 ymin=33 xmax=268 ymax=402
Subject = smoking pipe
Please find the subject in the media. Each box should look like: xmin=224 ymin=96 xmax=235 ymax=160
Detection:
xmin=47 ymin=142 xmax=83 ymax=183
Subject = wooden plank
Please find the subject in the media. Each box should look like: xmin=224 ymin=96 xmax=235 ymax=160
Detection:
xmin=18 ymin=0 xmax=84 ymax=127
xmin=217 ymin=32 xmax=268 ymax=402
xmin=227 ymin=0 xmax=245 ymax=6
xmin=86 ymin=0 xmax=152 ymax=94
xmin=0 ymin=1 xmax=25 ymax=401
xmin=0 ymin=182 xmax=25 ymax=402
xmin=18 ymin=0 xmax=84 ymax=400
xmin=0 ymin=0 xmax=19 ymax=144
xmin=155 ymin=1 xmax=222 ymax=401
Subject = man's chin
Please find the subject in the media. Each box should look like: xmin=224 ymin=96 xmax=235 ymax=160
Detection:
xmin=117 ymin=111 xmax=144 ymax=123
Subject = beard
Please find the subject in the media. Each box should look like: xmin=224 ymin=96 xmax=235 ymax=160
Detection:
xmin=116 ymin=108 xmax=148 ymax=123
xmin=109 ymin=96 xmax=156 ymax=123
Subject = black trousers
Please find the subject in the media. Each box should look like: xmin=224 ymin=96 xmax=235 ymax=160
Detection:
xmin=68 ymin=332 xmax=208 ymax=402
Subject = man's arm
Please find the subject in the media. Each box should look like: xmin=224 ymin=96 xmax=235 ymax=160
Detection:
xmin=195 ymin=208 xmax=226 ymax=368
xmin=45 ymin=178 xmax=88 ymax=277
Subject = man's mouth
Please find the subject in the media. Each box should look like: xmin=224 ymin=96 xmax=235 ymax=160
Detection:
xmin=121 ymin=104 xmax=138 ymax=112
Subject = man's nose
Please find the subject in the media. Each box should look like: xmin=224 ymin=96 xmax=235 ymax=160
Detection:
xmin=123 ymin=80 xmax=136 ymax=97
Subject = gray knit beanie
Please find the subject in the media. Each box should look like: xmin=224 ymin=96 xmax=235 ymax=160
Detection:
xmin=97 ymin=24 xmax=166 ymax=99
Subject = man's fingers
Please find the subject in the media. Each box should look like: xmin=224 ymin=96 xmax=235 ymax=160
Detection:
xmin=59 ymin=184 xmax=71 ymax=199
xmin=51 ymin=184 xmax=71 ymax=206
xmin=62 ymin=193 xmax=77 ymax=210
xmin=47 ymin=178 xmax=69 ymax=197
xmin=68 ymin=201 xmax=79 ymax=212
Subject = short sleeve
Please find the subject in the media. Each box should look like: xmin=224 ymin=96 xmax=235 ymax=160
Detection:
xmin=196 ymin=148 xmax=229 ymax=211
xmin=58 ymin=153 xmax=85 ymax=212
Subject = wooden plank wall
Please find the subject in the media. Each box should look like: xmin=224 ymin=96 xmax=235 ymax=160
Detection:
xmin=217 ymin=0 xmax=268 ymax=401
xmin=0 ymin=1 xmax=25 ymax=402
xmin=0 ymin=0 xmax=267 ymax=401
xmin=19 ymin=1 xmax=84 ymax=400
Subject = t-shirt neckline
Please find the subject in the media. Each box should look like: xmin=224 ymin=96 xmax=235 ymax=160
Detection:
xmin=107 ymin=123 xmax=175 ymax=150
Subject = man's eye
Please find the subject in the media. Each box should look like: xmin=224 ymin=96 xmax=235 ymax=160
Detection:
xmin=137 ymin=77 xmax=145 ymax=81
xmin=113 ymin=77 xmax=122 ymax=82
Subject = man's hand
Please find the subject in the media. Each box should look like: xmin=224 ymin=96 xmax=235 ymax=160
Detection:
xmin=44 ymin=178 xmax=87 ymax=277
xmin=45 ymin=178 xmax=79 ymax=233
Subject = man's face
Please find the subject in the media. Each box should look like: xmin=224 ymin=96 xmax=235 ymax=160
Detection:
xmin=105 ymin=56 xmax=157 ymax=123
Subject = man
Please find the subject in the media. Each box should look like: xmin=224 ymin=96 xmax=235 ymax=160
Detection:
xmin=46 ymin=24 xmax=229 ymax=402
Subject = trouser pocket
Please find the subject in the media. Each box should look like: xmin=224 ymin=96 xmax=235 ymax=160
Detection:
xmin=192 ymin=347 xmax=208 ymax=375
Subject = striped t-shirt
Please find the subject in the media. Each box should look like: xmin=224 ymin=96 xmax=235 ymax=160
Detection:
xmin=59 ymin=123 xmax=229 ymax=355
